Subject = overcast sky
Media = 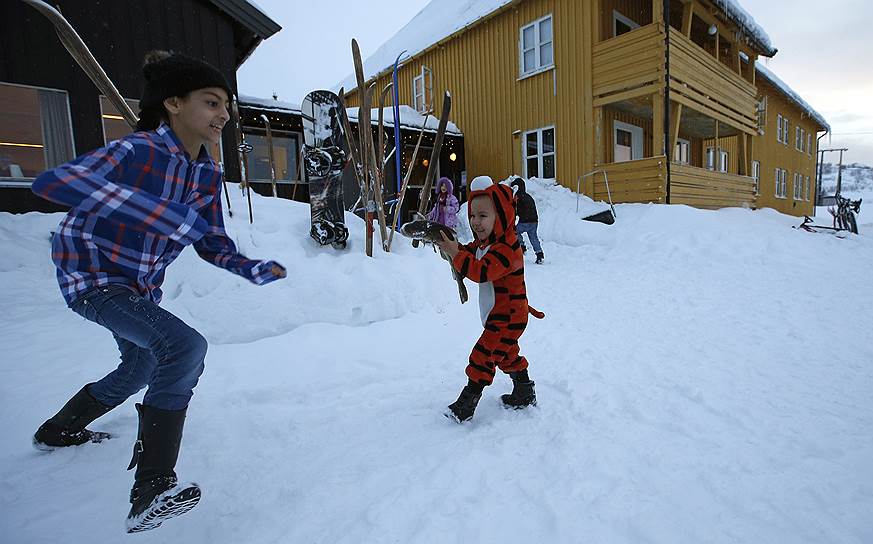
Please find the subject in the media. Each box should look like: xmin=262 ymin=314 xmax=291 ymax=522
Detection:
xmin=238 ymin=0 xmax=873 ymax=166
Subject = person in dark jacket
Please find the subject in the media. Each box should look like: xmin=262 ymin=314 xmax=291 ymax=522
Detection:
xmin=509 ymin=177 xmax=544 ymax=264
xmin=30 ymin=51 xmax=286 ymax=533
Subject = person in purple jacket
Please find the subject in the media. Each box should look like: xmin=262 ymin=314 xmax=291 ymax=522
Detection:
xmin=30 ymin=51 xmax=286 ymax=533
xmin=426 ymin=176 xmax=460 ymax=230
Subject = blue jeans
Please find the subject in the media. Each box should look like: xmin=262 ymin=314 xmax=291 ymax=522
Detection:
xmin=70 ymin=285 xmax=207 ymax=411
xmin=516 ymin=222 xmax=542 ymax=254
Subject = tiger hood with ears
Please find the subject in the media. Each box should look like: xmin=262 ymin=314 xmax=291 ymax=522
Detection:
xmin=466 ymin=175 xmax=519 ymax=248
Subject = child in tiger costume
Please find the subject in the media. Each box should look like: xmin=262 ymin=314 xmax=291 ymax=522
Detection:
xmin=436 ymin=175 xmax=544 ymax=423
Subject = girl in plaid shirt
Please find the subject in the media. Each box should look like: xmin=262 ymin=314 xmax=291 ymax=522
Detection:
xmin=30 ymin=51 xmax=285 ymax=533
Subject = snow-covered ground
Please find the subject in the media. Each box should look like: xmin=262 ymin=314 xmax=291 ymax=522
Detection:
xmin=2 ymin=180 xmax=872 ymax=543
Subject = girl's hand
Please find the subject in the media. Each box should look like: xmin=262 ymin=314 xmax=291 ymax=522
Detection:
xmin=435 ymin=231 xmax=459 ymax=259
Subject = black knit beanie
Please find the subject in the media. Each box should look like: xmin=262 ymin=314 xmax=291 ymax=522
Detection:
xmin=137 ymin=51 xmax=232 ymax=131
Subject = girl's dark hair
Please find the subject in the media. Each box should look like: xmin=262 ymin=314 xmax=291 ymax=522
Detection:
xmin=136 ymin=51 xmax=173 ymax=131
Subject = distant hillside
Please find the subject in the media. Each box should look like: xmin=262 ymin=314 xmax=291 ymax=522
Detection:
xmin=819 ymin=162 xmax=873 ymax=195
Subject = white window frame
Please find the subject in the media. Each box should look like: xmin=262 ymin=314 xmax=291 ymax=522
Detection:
xmin=519 ymin=14 xmax=554 ymax=78
xmin=673 ymin=138 xmax=690 ymax=164
xmin=751 ymin=160 xmax=760 ymax=195
xmin=719 ymin=149 xmax=729 ymax=173
xmin=776 ymin=114 xmax=783 ymax=143
xmin=782 ymin=117 xmax=790 ymax=146
xmin=807 ymin=133 xmax=813 ymax=156
xmin=522 ymin=125 xmax=556 ymax=179
xmin=775 ymin=167 xmax=788 ymax=199
xmin=805 ymin=175 xmax=811 ymax=201
xmin=614 ymin=120 xmax=643 ymax=163
xmin=793 ymin=172 xmax=802 ymax=200
xmin=613 ymin=10 xmax=640 ymax=37
xmin=412 ymin=65 xmax=432 ymax=114
xmin=795 ymin=127 xmax=802 ymax=151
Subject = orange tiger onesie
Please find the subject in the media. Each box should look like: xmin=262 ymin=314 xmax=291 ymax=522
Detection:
xmin=451 ymin=176 xmax=545 ymax=387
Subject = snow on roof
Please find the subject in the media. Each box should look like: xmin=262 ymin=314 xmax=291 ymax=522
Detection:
xmin=337 ymin=0 xmax=775 ymax=93
xmin=712 ymin=0 xmax=775 ymax=56
xmin=239 ymin=94 xmax=302 ymax=113
xmin=335 ymin=0 xmax=514 ymax=92
xmin=755 ymin=62 xmax=830 ymax=132
xmin=238 ymin=95 xmax=462 ymax=135
xmin=345 ymin=105 xmax=462 ymax=136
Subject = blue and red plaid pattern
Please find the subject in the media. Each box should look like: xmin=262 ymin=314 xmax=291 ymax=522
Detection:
xmin=32 ymin=123 xmax=283 ymax=305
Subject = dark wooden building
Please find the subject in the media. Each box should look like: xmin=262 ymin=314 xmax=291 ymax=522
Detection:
xmin=0 ymin=0 xmax=280 ymax=212
xmin=239 ymin=95 xmax=467 ymax=224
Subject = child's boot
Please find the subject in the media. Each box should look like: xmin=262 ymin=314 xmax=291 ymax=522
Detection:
xmin=33 ymin=384 xmax=114 ymax=451
xmin=126 ymin=404 xmax=201 ymax=533
xmin=535 ymin=252 xmax=545 ymax=265
xmin=445 ymin=381 xmax=484 ymax=423
xmin=501 ymin=370 xmax=537 ymax=408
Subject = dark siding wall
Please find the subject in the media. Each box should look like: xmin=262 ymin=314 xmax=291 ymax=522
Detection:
xmin=0 ymin=0 xmax=246 ymax=211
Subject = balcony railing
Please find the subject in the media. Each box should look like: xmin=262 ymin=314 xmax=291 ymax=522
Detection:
xmin=591 ymin=157 xmax=756 ymax=209
xmin=592 ymin=23 xmax=663 ymax=102
xmin=668 ymin=29 xmax=758 ymax=135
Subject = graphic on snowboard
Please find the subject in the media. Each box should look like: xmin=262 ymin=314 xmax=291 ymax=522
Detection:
xmin=302 ymin=90 xmax=349 ymax=249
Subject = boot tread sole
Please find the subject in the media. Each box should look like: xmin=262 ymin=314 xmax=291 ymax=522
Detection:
xmin=126 ymin=484 xmax=201 ymax=533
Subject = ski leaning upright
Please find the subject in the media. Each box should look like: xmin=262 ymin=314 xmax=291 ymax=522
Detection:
xmin=301 ymin=89 xmax=350 ymax=249
xmin=413 ymin=91 xmax=452 ymax=247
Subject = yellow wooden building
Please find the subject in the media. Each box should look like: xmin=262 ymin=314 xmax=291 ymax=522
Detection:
xmin=340 ymin=0 xmax=828 ymax=216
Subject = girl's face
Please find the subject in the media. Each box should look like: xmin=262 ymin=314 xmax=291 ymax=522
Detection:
xmin=469 ymin=195 xmax=496 ymax=241
xmin=165 ymin=87 xmax=230 ymax=149
xmin=440 ymin=183 xmax=448 ymax=193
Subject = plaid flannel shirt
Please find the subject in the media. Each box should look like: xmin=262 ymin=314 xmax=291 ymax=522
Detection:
xmin=32 ymin=123 xmax=282 ymax=305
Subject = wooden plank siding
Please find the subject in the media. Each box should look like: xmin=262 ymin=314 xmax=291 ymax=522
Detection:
xmin=344 ymin=0 xmax=595 ymax=195
xmin=750 ymin=76 xmax=822 ymax=216
xmin=341 ymin=0 xmax=824 ymax=217
xmin=670 ymin=163 xmax=756 ymax=209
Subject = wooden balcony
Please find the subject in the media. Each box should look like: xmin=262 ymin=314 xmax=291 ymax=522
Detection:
xmin=591 ymin=157 xmax=756 ymax=209
xmin=592 ymin=23 xmax=664 ymax=105
xmin=670 ymin=163 xmax=756 ymax=208
xmin=592 ymin=25 xmax=758 ymax=135
xmin=668 ymin=29 xmax=758 ymax=135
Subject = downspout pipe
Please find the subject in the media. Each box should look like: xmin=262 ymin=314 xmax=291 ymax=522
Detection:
xmin=664 ymin=0 xmax=671 ymax=204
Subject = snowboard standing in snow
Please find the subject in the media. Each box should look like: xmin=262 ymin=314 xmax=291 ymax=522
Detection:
xmin=302 ymin=89 xmax=350 ymax=249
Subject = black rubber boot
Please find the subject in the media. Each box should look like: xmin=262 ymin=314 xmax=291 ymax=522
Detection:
xmin=125 ymin=404 xmax=200 ymax=533
xmin=445 ymin=381 xmax=484 ymax=423
xmin=33 ymin=384 xmax=114 ymax=451
xmin=535 ymin=252 xmax=545 ymax=265
xmin=501 ymin=370 xmax=537 ymax=409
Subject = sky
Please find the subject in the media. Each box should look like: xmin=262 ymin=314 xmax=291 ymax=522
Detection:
xmin=238 ymin=0 xmax=873 ymax=167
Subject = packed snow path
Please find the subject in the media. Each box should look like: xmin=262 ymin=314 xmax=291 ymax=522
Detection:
xmin=2 ymin=182 xmax=871 ymax=543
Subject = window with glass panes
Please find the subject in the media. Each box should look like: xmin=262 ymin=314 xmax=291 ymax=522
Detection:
xmin=782 ymin=118 xmax=789 ymax=146
xmin=523 ymin=126 xmax=555 ymax=179
xmin=777 ymin=114 xmax=783 ymax=143
xmin=673 ymin=138 xmax=690 ymax=164
xmin=793 ymin=172 xmax=802 ymax=200
xmin=412 ymin=66 xmax=432 ymax=113
xmin=751 ymin=160 xmax=760 ymax=195
xmin=519 ymin=15 xmax=553 ymax=76
xmin=0 ymin=82 xmax=74 ymax=179
xmin=805 ymin=175 xmax=810 ymax=201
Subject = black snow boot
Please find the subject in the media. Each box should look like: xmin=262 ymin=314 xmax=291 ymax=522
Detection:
xmin=33 ymin=384 xmax=114 ymax=451
xmin=445 ymin=381 xmax=484 ymax=423
xmin=535 ymin=252 xmax=545 ymax=265
xmin=501 ymin=370 xmax=537 ymax=409
xmin=126 ymin=404 xmax=201 ymax=533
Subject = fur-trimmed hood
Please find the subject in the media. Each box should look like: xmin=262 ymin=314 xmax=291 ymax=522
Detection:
xmin=467 ymin=176 xmax=518 ymax=247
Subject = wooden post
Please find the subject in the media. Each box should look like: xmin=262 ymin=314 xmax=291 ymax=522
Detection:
xmin=669 ymin=102 xmax=683 ymax=160
xmin=653 ymin=89 xmax=664 ymax=157
xmin=682 ymin=1 xmax=693 ymax=36
xmin=653 ymin=0 xmax=663 ymax=27
xmin=594 ymin=106 xmax=604 ymax=165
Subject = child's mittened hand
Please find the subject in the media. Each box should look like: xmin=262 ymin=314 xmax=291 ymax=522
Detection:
xmin=435 ymin=231 xmax=459 ymax=259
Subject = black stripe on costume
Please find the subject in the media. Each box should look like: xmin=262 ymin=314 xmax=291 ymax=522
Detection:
xmin=479 ymin=268 xmax=488 ymax=283
xmin=510 ymin=269 xmax=525 ymax=276
xmin=458 ymin=255 xmax=470 ymax=278
xmin=494 ymin=286 xmax=509 ymax=294
xmin=509 ymin=294 xmax=526 ymax=300
xmin=492 ymin=250 xmax=510 ymax=268
xmin=493 ymin=349 xmax=508 ymax=357
xmin=507 ymin=323 xmax=527 ymax=331
xmin=470 ymin=362 xmax=495 ymax=376
xmin=499 ymin=337 xmax=516 ymax=345
xmin=484 ymin=323 xmax=500 ymax=332
xmin=509 ymin=240 xmax=521 ymax=250
xmin=473 ymin=343 xmax=491 ymax=355
xmin=488 ymin=314 xmax=510 ymax=322
xmin=492 ymin=193 xmax=508 ymax=233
